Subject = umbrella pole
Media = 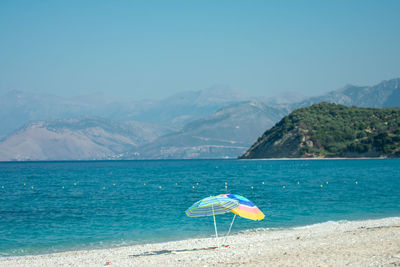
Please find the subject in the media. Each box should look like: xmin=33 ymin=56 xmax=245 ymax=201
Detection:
xmin=223 ymin=213 xmax=236 ymax=245
xmin=212 ymin=204 xmax=219 ymax=247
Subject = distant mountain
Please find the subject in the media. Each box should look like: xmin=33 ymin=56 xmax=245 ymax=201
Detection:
xmin=0 ymin=85 xmax=248 ymax=139
xmin=2 ymin=78 xmax=400 ymax=161
xmin=260 ymin=91 xmax=306 ymax=107
xmin=240 ymin=103 xmax=400 ymax=159
xmin=132 ymin=101 xmax=288 ymax=159
xmin=133 ymin=78 xmax=400 ymax=159
xmin=130 ymin=85 xmax=249 ymax=127
xmin=0 ymin=90 xmax=145 ymax=138
xmin=0 ymin=117 xmax=172 ymax=161
xmin=293 ymin=78 xmax=400 ymax=109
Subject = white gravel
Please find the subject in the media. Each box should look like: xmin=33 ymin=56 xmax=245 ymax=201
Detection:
xmin=1 ymin=217 xmax=400 ymax=266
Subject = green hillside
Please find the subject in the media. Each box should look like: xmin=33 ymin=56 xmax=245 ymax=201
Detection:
xmin=240 ymin=103 xmax=400 ymax=159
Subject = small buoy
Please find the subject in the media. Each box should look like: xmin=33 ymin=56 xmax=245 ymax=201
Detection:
xmin=326 ymin=181 xmax=328 ymax=185
xmin=192 ymin=186 xmax=195 ymax=189
xmin=102 ymin=186 xmax=106 ymax=190
xmin=225 ymin=182 xmax=227 ymax=185
xmin=1 ymin=186 xmax=4 ymax=189
xmin=355 ymin=181 xmax=358 ymax=184
xmin=24 ymin=183 xmax=26 ymax=186
xmin=144 ymin=183 xmax=146 ymax=186
xmin=73 ymin=183 xmax=77 ymax=186
xmin=62 ymin=186 xmax=64 ymax=189
xmin=283 ymin=185 xmax=285 ymax=189
xmin=113 ymin=183 xmax=116 ymax=186
xmin=175 ymin=183 xmax=178 ymax=186
xmin=297 ymin=181 xmax=300 ymax=185
xmin=320 ymin=184 xmax=323 ymax=188
xmin=262 ymin=181 xmax=264 ymax=184
xmin=31 ymin=186 xmax=34 ymax=189
xmin=251 ymin=186 xmax=254 ymax=189
xmin=225 ymin=185 xmax=227 ymax=189
xmin=159 ymin=186 xmax=162 ymax=189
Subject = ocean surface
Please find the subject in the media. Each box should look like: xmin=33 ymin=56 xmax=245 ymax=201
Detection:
xmin=0 ymin=159 xmax=399 ymax=256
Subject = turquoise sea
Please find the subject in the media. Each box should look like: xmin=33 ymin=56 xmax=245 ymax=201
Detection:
xmin=0 ymin=159 xmax=399 ymax=256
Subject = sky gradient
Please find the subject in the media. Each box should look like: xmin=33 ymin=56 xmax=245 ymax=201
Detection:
xmin=1 ymin=0 xmax=399 ymax=100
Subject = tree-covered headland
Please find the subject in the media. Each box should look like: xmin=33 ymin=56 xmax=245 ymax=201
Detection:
xmin=240 ymin=103 xmax=400 ymax=158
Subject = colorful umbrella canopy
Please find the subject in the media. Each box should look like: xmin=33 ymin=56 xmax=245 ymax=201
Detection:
xmin=218 ymin=194 xmax=265 ymax=221
xmin=185 ymin=196 xmax=239 ymax=217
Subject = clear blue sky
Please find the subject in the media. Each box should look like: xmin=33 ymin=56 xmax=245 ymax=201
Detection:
xmin=0 ymin=0 xmax=399 ymax=100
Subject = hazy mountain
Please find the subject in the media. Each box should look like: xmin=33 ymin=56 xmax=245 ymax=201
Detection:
xmin=2 ymin=78 xmax=400 ymax=161
xmin=0 ymin=90 xmax=145 ymax=138
xmin=137 ymin=78 xmax=400 ymax=159
xmin=260 ymin=91 xmax=306 ymax=107
xmin=240 ymin=103 xmax=400 ymax=159
xmin=131 ymin=85 xmax=249 ymax=127
xmin=0 ymin=117 xmax=172 ymax=161
xmin=132 ymin=101 xmax=288 ymax=159
xmin=293 ymin=78 xmax=400 ymax=109
xmin=0 ymin=85 xmax=247 ymax=139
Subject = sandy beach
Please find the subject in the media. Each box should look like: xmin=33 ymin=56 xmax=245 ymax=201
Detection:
xmin=1 ymin=217 xmax=399 ymax=267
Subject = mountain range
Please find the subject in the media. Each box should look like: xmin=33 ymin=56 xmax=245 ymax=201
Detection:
xmin=0 ymin=78 xmax=399 ymax=161
xmin=0 ymin=117 xmax=172 ymax=161
xmin=130 ymin=101 xmax=288 ymax=159
xmin=0 ymin=85 xmax=248 ymax=139
xmin=294 ymin=78 xmax=400 ymax=109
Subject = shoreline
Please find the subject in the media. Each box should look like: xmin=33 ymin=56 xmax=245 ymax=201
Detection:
xmin=2 ymin=217 xmax=399 ymax=266
xmin=1 ymin=157 xmax=398 ymax=163
xmin=238 ymin=157 xmax=394 ymax=160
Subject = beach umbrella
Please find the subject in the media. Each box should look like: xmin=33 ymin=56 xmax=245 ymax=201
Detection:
xmin=218 ymin=194 xmax=265 ymax=242
xmin=185 ymin=196 xmax=239 ymax=247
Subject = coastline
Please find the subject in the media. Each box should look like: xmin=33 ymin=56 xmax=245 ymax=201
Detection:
xmin=1 ymin=157 xmax=397 ymax=163
xmin=2 ymin=217 xmax=399 ymax=266
xmin=238 ymin=157 xmax=393 ymax=160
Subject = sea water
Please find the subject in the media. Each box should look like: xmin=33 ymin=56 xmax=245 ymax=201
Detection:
xmin=0 ymin=159 xmax=399 ymax=256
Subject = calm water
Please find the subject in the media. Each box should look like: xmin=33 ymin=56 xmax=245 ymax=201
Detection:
xmin=0 ymin=159 xmax=399 ymax=256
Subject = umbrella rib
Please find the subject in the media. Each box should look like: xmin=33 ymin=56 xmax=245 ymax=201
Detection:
xmin=223 ymin=213 xmax=236 ymax=244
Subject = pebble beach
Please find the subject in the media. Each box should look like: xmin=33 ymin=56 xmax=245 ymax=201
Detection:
xmin=2 ymin=217 xmax=399 ymax=267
